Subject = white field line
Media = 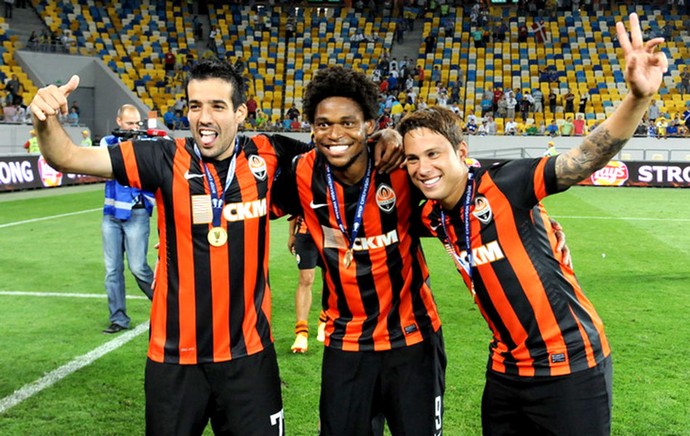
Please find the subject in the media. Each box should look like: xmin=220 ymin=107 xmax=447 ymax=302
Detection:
xmin=0 ymin=321 xmax=149 ymax=414
xmin=0 ymin=291 xmax=148 ymax=300
xmin=0 ymin=208 xmax=101 ymax=229
xmin=550 ymin=215 xmax=690 ymax=222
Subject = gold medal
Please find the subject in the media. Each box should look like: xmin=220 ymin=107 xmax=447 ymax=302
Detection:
xmin=343 ymin=249 xmax=353 ymax=268
xmin=207 ymin=227 xmax=228 ymax=247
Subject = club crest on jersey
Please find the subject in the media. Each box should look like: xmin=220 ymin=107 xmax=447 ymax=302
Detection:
xmin=472 ymin=195 xmax=492 ymax=224
xmin=248 ymin=155 xmax=267 ymax=181
xmin=375 ymin=184 xmax=396 ymax=213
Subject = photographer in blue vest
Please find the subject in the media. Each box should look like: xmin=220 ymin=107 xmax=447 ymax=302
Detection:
xmin=99 ymin=104 xmax=155 ymax=334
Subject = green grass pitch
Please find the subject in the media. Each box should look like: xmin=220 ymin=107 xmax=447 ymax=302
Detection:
xmin=0 ymin=184 xmax=688 ymax=435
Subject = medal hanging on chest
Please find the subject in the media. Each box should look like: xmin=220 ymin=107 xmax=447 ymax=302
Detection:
xmin=194 ymin=139 xmax=240 ymax=248
xmin=325 ymin=159 xmax=372 ymax=269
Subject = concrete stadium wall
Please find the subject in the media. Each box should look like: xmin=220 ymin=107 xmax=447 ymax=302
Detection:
xmin=14 ymin=50 xmax=150 ymax=138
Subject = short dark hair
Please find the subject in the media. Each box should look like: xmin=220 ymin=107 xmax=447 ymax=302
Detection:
xmin=302 ymin=66 xmax=379 ymax=123
xmin=397 ymin=106 xmax=465 ymax=151
xmin=187 ymin=59 xmax=246 ymax=110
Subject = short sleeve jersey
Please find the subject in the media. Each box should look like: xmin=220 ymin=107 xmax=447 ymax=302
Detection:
xmin=420 ymin=157 xmax=610 ymax=377
xmin=276 ymin=150 xmax=442 ymax=352
xmin=109 ymin=134 xmax=309 ymax=364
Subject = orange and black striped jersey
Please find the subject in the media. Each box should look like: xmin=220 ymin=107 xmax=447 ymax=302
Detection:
xmin=420 ymin=157 xmax=611 ymax=377
xmin=108 ymin=134 xmax=311 ymax=364
xmin=274 ymin=150 xmax=442 ymax=352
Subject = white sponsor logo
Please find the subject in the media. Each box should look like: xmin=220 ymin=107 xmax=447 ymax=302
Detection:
xmin=184 ymin=170 xmax=205 ymax=180
xmin=448 ymin=240 xmax=505 ymax=267
xmin=638 ymin=165 xmax=690 ymax=183
xmin=223 ymin=198 xmax=267 ymax=221
xmin=322 ymin=226 xmax=399 ymax=251
xmin=0 ymin=160 xmax=34 ymax=184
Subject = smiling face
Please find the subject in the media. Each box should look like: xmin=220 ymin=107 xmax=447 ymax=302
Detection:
xmin=312 ymin=96 xmax=375 ymax=184
xmin=187 ymin=78 xmax=247 ymax=161
xmin=403 ymin=127 xmax=469 ymax=210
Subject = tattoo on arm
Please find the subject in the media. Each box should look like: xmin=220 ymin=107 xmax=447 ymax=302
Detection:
xmin=556 ymin=127 xmax=628 ymax=189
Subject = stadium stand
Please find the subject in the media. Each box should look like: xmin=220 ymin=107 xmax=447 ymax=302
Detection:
xmin=14 ymin=1 xmax=690 ymax=133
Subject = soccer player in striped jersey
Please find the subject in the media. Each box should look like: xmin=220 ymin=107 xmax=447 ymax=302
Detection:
xmin=30 ymin=58 xmax=403 ymax=435
xmin=398 ymin=13 xmax=666 ymax=435
xmin=273 ymin=66 xmax=446 ymax=435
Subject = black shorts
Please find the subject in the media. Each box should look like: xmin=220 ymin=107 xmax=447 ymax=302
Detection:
xmin=319 ymin=329 xmax=446 ymax=436
xmin=481 ymin=356 xmax=613 ymax=436
xmin=145 ymin=345 xmax=284 ymax=436
xmin=294 ymin=232 xmax=319 ymax=270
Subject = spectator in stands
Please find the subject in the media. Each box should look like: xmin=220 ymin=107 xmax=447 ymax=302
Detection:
xmin=680 ymin=67 xmax=690 ymax=95
xmin=504 ymin=118 xmax=518 ymax=135
xmin=666 ymin=118 xmax=679 ymax=138
xmin=505 ymin=91 xmax=517 ymax=119
xmin=472 ymin=27 xmax=484 ymax=48
xmin=60 ymin=30 xmax=75 ymax=52
xmin=485 ymin=115 xmax=498 ymax=135
xmin=67 ymin=106 xmax=79 ymax=126
xmin=4 ymin=0 xmax=13 ymax=19
xmin=5 ymin=74 xmax=20 ymax=105
xmin=70 ymin=100 xmax=80 ymax=116
xmin=163 ymin=107 xmax=176 ymax=130
xmin=290 ymin=117 xmax=301 ymax=131
xmin=466 ymin=116 xmax=478 ymax=135
xmin=431 ymin=65 xmax=441 ymax=84
xmin=520 ymin=91 xmax=534 ymax=120
xmin=493 ymin=21 xmax=508 ymax=42
xmin=560 ymin=116 xmax=574 ymax=136
xmin=164 ymin=49 xmax=176 ymax=76
xmin=517 ymin=21 xmax=528 ymax=42
xmin=573 ymin=113 xmax=587 ymax=136
xmin=244 ymin=94 xmax=258 ymax=125
xmin=208 ymin=25 xmax=218 ymax=54
xmin=255 ymin=109 xmax=268 ymax=129
xmin=193 ymin=15 xmax=203 ymax=40
xmin=27 ymin=30 xmax=39 ymax=50
xmin=647 ymin=98 xmax=660 ymax=122
xmin=563 ymin=88 xmax=575 ymax=114
xmin=546 ymin=119 xmax=560 ymax=136
xmin=655 ymin=116 xmax=668 ymax=139
xmin=532 ymin=87 xmax=543 ymax=112
xmin=578 ymin=90 xmax=590 ymax=113
xmin=524 ymin=120 xmax=539 ymax=135
xmin=286 ymin=103 xmax=300 ymax=121
xmin=548 ymin=89 xmax=557 ymax=113
xmin=424 ymin=33 xmax=436 ymax=55
xmin=175 ymin=110 xmax=189 ymax=130
xmin=80 ymin=129 xmax=92 ymax=147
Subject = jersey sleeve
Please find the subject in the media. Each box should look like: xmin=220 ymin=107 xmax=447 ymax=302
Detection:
xmin=488 ymin=156 xmax=563 ymax=209
xmin=268 ymin=134 xmax=314 ymax=175
xmin=271 ymin=153 xmax=303 ymax=218
xmin=107 ymin=137 xmax=173 ymax=193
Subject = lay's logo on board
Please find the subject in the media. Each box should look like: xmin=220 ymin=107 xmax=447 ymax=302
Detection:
xmin=590 ymin=161 xmax=628 ymax=186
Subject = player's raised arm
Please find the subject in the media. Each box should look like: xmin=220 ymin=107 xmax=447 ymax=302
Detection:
xmin=555 ymin=12 xmax=668 ymax=189
xmin=31 ymin=75 xmax=114 ymax=178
